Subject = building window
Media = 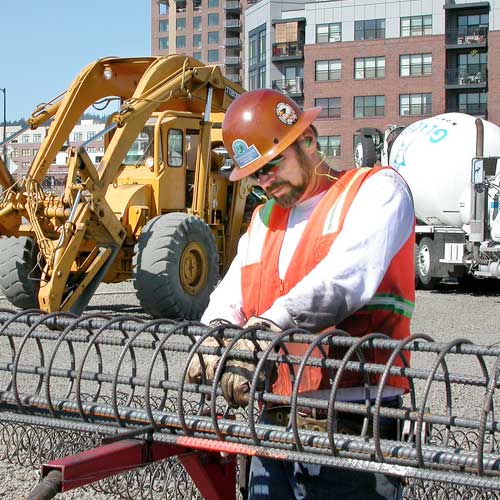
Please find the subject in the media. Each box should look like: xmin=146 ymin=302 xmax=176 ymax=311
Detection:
xmin=176 ymin=18 xmax=186 ymax=31
xmin=193 ymin=16 xmax=201 ymax=30
xmin=176 ymin=35 xmax=186 ymax=49
xmin=159 ymin=37 xmax=169 ymax=50
xmin=249 ymin=24 xmax=266 ymax=89
xmin=33 ymin=149 xmax=38 ymax=156
xmin=316 ymin=23 xmax=341 ymax=43
xmin=315 ymin=98 xmax=341 ymax=118
xmin=208 ymin=31 xmax=219 ymax=44
xmin=400 ymin=93 xmax=432 ymax=116
xmin=208 ymin=49 xmax=219 ymax=62
xmin=315 ymin=60 xmax=341 ymax=81
xmin=11 ymin=149 xmax=18 ymax=158
xmin=33 ymin=133 xmax=42 ymax=143
xmin=354 ymin=19 xmax=385 ymax=40
xmin=159 ymin=1 xmax=168 ymax=15
xmin=159 ymin=20 xmax=168 ymax=32
xmin=458 ymin=14 xmax=489 ymax=35
xmin=73 ymin=132 xmax=83 ymax=142
xmin=354 ymin=56 xmax=385 ymax=79
xmin=193 ymin=34 xmax=202 ymax=47
xmin=176 ymin=0 xmax=186 ymax=12
xmin=318 ymin=136 xmax=341 ymax=158
xmin=193 ymin=0 xmax=201 ymax=10
xmin=22 ymin=162 xmax=29 ymax=168
xmin=193 ymin=51 xmax=202 ymax=60
xmin=22 ymin=149 xmax=30 ymax=157
xmin=21 ymin=135 xmax=29 ymax=143
xmin=354 ymin=96 xmax=385 ymax=117
xmin=248 ymin=67 xmax=266 ymax=90
xmin=400 ymin=15 xmax=432 ymax=37
xmin=208 ymin=13 xmax=219 ymax=26
xmin=458 ymin=92 xmax=487 ymax=115
xmin=400 ymin=53 xmax=432 ymax=76
xmin=208 ymin=0 xmax=219 ymax=7
xmin=87 ymin=147 xmax=95 ymax=153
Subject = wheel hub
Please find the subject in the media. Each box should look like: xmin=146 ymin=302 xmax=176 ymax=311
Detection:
xmin=418 ymin=245 xmax=431 ymax=277
xmin=180 ymin=242 xmax=208 ymax=295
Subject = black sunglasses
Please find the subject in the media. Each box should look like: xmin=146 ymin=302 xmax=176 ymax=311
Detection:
xmin=251 ymin=154 xmax=284 ymax=180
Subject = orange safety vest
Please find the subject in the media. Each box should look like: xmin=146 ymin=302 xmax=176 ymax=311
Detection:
xmin=240 ymin=167 xmax=415 ymax=395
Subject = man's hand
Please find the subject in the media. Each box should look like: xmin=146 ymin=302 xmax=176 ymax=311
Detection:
xmin=186 ymin=335 xmax=223 ymax=385
xmin=220 ymin=317 xmax=281 ymax=408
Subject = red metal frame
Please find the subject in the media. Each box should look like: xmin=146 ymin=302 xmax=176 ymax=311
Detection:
xmin=40 ymin=438 xmax=237 ymax=500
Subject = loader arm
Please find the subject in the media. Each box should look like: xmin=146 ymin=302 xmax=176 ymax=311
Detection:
xmin=0 ymin=55 xmax=245 ymax=315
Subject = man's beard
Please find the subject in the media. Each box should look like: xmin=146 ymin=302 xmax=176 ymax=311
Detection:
xmin=268 ymin=180 xmax=307 ymax=208
xmin=267 ymin=157 xmax=313 ymax=208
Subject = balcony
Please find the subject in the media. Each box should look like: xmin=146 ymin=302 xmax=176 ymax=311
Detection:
xmin=224 ymin=1 xmax=240 ymax=11
xmin=446 ymin=27 xmax=488 ymax=47
xmin=225 ymin=37 xmax=241 ymax=47
xmin=225 ymin=56 xmax=241 ymax=66
xmin=445 ymin=67 xmax=487 ymax=87
xmin=225 ymin=73 xmax=242 ymax=84
xmin=447 ymin=103 xmax=487 ymax=117
xmin=225 ymin=19 xmax=241 ymax=31
xmin=272 ymin=77 xmax=304 ymax=97
xmin=272 ymin=41 xmax=304 ymax=61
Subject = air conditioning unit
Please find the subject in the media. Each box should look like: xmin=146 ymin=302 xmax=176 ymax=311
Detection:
xmin=332 ymin=35 xmax=341 ymax=42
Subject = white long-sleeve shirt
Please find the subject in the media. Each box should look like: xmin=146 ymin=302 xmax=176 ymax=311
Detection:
xmin=201 ymin=168 xmax=414 ymax=331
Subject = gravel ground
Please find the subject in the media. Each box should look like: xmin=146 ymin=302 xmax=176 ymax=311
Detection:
xmin=0 ymin=280 xmax=499 ymax=498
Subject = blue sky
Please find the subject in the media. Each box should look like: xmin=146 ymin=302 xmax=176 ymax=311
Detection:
xmin=1 ymin=0 xmax=151 ymax=120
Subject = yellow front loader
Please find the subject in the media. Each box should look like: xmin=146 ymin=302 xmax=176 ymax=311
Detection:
xmin=0 ymin=56 xmax=252 ymax=318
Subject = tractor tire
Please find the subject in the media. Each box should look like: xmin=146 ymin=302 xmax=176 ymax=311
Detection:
xmin=353 ymin=135 xmax=378 ymax=168
xmin=0 ymin=237 xmax=41 ymax=309
xmin=133 ymin=212 xmax=219 ymax=320
xmin=415 ymin=237 xmax=440 ymax=290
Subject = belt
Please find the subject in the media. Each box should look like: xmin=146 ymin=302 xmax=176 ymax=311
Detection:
xmin=265 ymin=397 xmax=401 ymax=439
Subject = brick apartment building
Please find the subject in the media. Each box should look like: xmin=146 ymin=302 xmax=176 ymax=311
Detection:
xmin=151 ymin=0 xmax=498 ymax=168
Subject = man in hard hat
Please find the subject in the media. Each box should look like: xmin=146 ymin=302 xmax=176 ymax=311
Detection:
xmin=187 ymin=88 xmax=415 ymax=499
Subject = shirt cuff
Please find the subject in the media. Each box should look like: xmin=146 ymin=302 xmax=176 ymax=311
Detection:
xmin=261 ymin=302 xmax=296 ymax=330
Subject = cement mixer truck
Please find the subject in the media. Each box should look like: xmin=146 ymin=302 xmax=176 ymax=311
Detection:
xmin=354 ymin=113 xmax=500 ymax=289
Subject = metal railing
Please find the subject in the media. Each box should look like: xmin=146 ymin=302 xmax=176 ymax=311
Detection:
xmin=224 ymin=0 xmax=240 ymax=9
xmin=445 ymin=66 xmax=487 ymax=85
xmin=224 ymin=56 xmax=241 ymax=65
xmin=446 ymin=26 xmax=488 ymax=45
xmin=272 ymin=41 xmax=304 ymax=58
xmin=448 ymin=103 xmax=487 ymax=116
xmin=224 ymin=19 xmax=241 ymax=29
xmin=225 ymin=37 xmax=241 ymax=47
xmin=272 ymin=77 xmax=304 ymax=95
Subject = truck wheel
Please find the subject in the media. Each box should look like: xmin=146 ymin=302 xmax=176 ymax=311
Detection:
xmin=416 ymin=237 xmax=440 ymax=290
xmin=133 ymin=213 xmax=219 ymax=319
xmin=354 ymin=135 xmax=377 ymax=168
xmin=0 ymin=237 xmax=41 ymax=309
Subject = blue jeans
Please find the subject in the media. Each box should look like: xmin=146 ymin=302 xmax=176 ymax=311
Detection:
xmin=248 ymin=455 xmax=402 ymax=500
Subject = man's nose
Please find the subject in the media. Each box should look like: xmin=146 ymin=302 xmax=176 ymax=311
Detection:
xmin=255 ymin=172 xmax=276 ymax=189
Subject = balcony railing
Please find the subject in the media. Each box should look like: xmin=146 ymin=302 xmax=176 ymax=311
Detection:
xmin=446 ymin=26 xmax=488 ymax=45
xmin=225 ymin=73 xmax=242 ymax=84
xmin=272 ymin=41 xmax=304 ymax=59
xmin=225 ymin=56 xmax=241 ymax=65
xmin=272 ymin=77 xmax=304 ymax=96
xmin=224 ymin=1 xmax=240 ymax=10
xmin=448 ymin=103 xmax=487 ymax=116
xmin=225 ymin=19 xmax=241 ymax=30
xmin=445 ymin=66 xmax=487 ymax=86
xmin=225 ymin=37 xmax=241 ymax=47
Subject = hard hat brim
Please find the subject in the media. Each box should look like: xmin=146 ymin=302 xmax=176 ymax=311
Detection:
xmin=228 ymin=106 xmax=322 ymax=182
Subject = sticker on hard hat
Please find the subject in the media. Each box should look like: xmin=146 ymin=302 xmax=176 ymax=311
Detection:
xmin=275 ymin=102 xmax=298 ymax=125
xmin=232 ymin=139 xmax=261 ymax=168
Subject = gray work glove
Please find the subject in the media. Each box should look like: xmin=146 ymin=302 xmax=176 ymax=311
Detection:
xmin=220 ymin=316 xmax=281 ymax=408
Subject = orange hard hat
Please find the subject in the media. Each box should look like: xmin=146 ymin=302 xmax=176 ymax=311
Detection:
xmin=222 ymin=89 xmax=321 ymax=181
